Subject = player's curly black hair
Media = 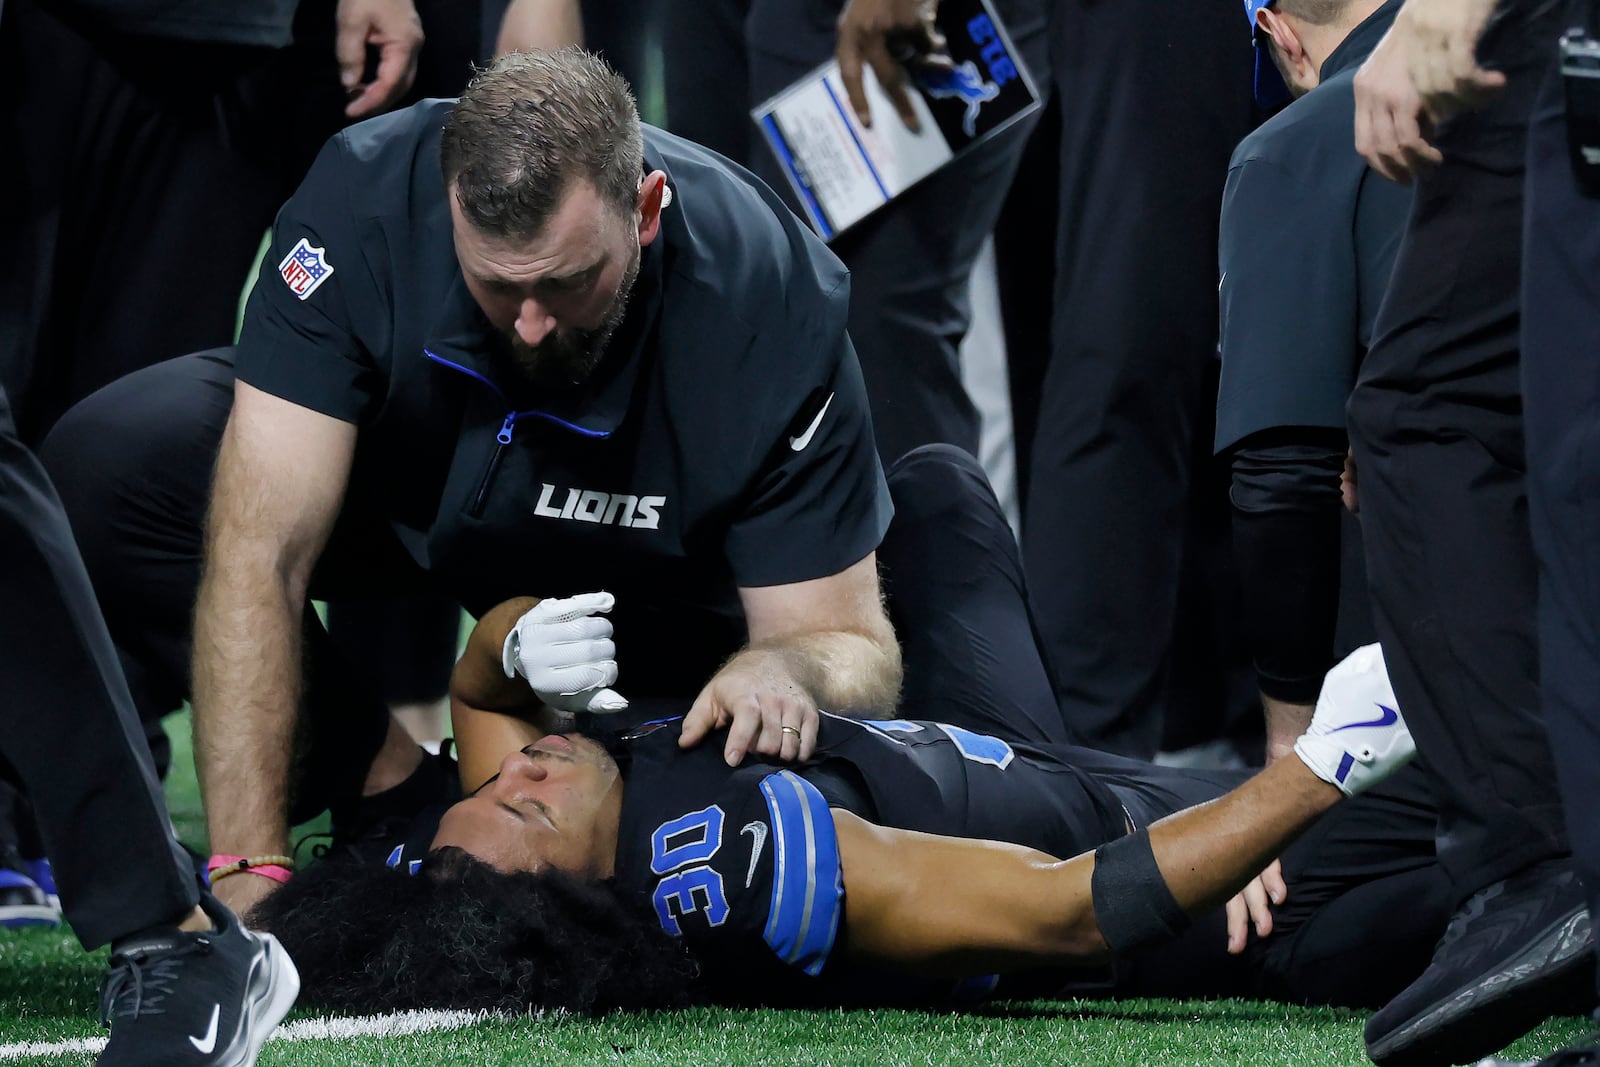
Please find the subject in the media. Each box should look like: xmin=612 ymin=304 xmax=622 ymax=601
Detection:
xmin=249 ymin=846 xmax=701 ymax=1014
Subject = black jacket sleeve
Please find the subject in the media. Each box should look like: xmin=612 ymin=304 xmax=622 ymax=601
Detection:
xmin=1229 ymin=428 xmax=1348 ymax=704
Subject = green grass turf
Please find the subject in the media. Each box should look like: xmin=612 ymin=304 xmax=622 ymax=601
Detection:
xmin=0 ymin=715 xmax=1588 ymax=1065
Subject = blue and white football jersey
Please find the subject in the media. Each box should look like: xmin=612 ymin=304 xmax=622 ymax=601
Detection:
xmin=609 ymin=713 xmax=1138 ymax=1004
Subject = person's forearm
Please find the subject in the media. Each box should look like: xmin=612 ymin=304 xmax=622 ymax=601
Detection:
xmin=191 ymin=545 xmax=305 ymax=858
xmin=1142 ymin=756 xmax=1338 ymax=919
xmin=839 ymin=758 xmax=1341 ymax=976
xmin=748 ymin=628 xmax=902 ymax=716
xmin=449 ymin=597 xmax=568 ymax=791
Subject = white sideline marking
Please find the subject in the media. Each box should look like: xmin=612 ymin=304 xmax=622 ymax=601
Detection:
xmin=0 ymin=1008 xmax=492 ymax=1061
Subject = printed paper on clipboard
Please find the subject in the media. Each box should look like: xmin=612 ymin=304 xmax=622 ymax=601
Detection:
xmin=751 ymin=0 xmax=1040 ymax=241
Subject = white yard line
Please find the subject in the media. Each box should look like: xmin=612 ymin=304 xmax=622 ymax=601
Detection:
xmin=0 ymin=1008 xmax=493 ymax=1061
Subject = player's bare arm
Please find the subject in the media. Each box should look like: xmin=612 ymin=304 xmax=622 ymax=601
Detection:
xmin=449 ymin=596 xmax=569 ymax=792
xmin=680 ymin=553 xmax=903 ymax=766
xmin=192 ymin=382 xmax=356 ymax=914
xmin=838 ymin=644 xmax=1408 ymax=973
xmin=833 ymin=755 xmax=1339 ymax=975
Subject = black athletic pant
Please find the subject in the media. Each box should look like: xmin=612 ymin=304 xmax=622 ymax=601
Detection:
xmin=882 ymin=445 xmax=1451 ymax=1008
xmin=0 ymin=385 xmax=197 ymax=949
xmin=1523 ymin=21 xmax=1600 ymax=1004
xmin=879 ymin=444 xmax=1070 ymax=746
xmin=1019 ymin=0 xmax=1257 ymax=759
xmin=1345 ymin=0 xmax=1572 ymax=901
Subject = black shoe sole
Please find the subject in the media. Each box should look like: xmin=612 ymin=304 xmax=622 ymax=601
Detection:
xmin=1367 ymin=906 xmax=1594 ymax=1067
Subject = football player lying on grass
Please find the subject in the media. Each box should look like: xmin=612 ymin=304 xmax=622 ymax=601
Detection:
xmin=253 ymin=599 xmax=1439 ymax=1013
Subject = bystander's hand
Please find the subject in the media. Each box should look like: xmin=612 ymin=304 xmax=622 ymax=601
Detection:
xmin=680 ymin=649 xmax=820 ymax=766
xmin=336 ymin=0 xmax=424 ymax=119
xmin=1402 ymin=0 xmax=1504 ymax=121
xmin=1354 ymin=13 xmax=1444 ymax=183
xmin=836 ymin=0 xmax=944 ymax=131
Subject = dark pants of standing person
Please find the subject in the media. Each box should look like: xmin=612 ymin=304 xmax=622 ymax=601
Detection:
xmin=1523 ymin=16 xmax=1600 ymax=1005
xmin=0 ymin=385 xmax=198 ymax=950
xmin=1019 ymin=0 xmax=1256 ymax=759
xmin=1344 ymin=0 xmax=1572 ymax=899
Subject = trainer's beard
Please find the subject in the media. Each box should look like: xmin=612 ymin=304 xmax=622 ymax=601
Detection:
xmin=505 ymin=250 xmax=641 ymax=392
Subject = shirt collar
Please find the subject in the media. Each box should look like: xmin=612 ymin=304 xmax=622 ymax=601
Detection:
xmin=421 ymin=150 xmax=673 ymax=439
xmin=1321 ymin=0 xmax=1401 ymax=82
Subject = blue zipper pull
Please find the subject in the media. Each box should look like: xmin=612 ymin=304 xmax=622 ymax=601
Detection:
xmin=497 ymin=412 xmax=517 ymax=444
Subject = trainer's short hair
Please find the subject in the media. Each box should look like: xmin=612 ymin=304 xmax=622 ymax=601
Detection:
xmin=1274 ymin=0 xmax=1356 ymax=25
xmin=249 ymin=848 xmax=699 ymax=1014
xmin=440 ymin=49 xmax=644 ymax=241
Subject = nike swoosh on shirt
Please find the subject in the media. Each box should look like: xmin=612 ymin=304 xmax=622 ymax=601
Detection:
xmin=788 ymin=393 xmax=835 ymax=452
xmin=742 ymin=821 xmax=768 ymax=888
xmin=190 ymin=1004 xmax=220 ymax=1054
xmin=1330 ymin=702 xmax=1399 ymax=733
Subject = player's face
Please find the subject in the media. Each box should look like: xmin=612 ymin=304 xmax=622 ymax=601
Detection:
xmin=452 ymin=181 xmax=642 ymax=391
xmin=431 ymin=734 xmax=624 ymax=878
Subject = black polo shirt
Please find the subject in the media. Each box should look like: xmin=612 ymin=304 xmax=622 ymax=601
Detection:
xmin=236 ymin=100 xmax=892 ymax=700
xmin=1215 ymin=0 xmax=1412 ymax=454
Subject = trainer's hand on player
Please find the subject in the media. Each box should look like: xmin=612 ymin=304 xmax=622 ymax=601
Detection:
xmin=1354 ymin=14 xmax=1442 ymax=183
xmin=681 ymin=650 xmax=820 ymax=766
xmin=502 ymin=592 xmax=629 ymax=714
xmin=836 ymin=0 xmax=944 ymax=130
xmin=336 ymin=0 xmax=424 ymax=119
xmin=1225 ymin=859 xmax=1286 ymax=955
xmin=1294 ymin=643 xmax=1414 ymax=796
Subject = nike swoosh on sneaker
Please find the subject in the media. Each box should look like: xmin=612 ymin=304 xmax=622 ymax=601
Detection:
xmin=190 ymin=1003 xmax=220 ymax=1054
xmin=789 ymin=394 xmax=834 ymax=452
xmin=1331 ymin=702 xmax=1399 ymax=733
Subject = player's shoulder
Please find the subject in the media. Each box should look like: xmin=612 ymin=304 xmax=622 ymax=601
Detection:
xmin=615 ymin=728 xmax=845 ymax=978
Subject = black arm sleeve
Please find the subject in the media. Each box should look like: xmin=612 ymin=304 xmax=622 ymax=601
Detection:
xmin=1229 ymin=429 xmax=1347 ymax=704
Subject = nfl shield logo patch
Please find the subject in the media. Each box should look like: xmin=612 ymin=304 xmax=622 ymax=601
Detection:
xmin=278 ymin=237 xmax=334 ymax=300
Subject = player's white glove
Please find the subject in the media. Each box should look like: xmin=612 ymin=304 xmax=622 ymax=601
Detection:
xmin=1294 ymin=643 xmax=1414 ymax=797
xmin=501 ymin=592 xmax=629 ymax=714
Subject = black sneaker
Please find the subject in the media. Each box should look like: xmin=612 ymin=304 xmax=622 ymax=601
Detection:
xmin=97 ymin=894 xmax=299 ymax=1066
xmin=1366 ymin=861 xmax=1594 ymax=1066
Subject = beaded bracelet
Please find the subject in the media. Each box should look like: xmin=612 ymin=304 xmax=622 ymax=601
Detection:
xmin=206 ymin=854 xmax=296 ymax=885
